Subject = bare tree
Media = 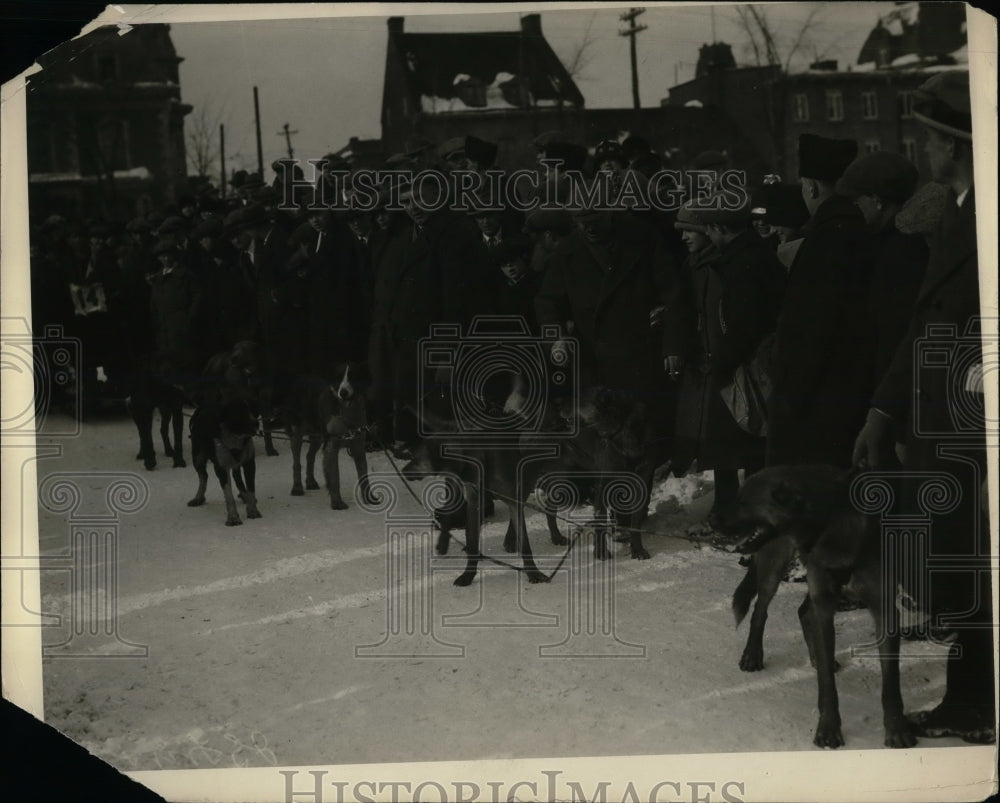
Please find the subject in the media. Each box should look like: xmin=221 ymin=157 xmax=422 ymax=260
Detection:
xmin=733 ymin=5 xmax=824 ymax=73
xmin=563 ymin=13 xmax=599 ymax=82
xmin=185 ymin=101 xmax=225 ymax=182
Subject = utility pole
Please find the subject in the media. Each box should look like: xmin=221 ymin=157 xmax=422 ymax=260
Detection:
xmin=219 ymin=124 xmax=226 ymax=198
xmin=619 ymin=8 xmax=647 ymax=110
xmin=277 ymin=122 xmax=299 ymax=160
xmin=253 ymin=85 xmax=264 ymax=178
xmin=711 ymin=6 xmax=717 ymax=43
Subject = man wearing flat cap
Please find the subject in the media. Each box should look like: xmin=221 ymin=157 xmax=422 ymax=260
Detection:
xmin=766 ymin=133 xmax=873 ymax=469
xmin=854 ymin=71 xmax=994 ymax=744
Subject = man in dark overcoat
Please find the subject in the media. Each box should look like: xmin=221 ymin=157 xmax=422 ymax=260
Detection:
xmin=854 ymin=71 xmax=994 ymax=744
xmin=766 ymin=134 xmax=871 ymax=468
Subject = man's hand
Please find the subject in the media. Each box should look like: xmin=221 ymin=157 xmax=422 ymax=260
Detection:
xmin=852 ymin=408 xmax=893 ymax=468
xmin=649 ymin=305 xmax=665 ymax=328
xmin=504 ymin=390 xmax=527 ymax=415
xmin=664 ymin=355 xmax=684 ymax=380
xmin=551 ymin=339 xmax=570 ymax=364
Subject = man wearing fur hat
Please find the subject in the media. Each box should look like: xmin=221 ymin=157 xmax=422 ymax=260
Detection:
xmin=854 ymin=71 xmax=994 ymax=744
xmin=766 ymin=133 xmax=872 ymax=468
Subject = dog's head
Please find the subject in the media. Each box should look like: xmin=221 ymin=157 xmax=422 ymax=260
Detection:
xmin=714 ymin=464 xmax=864 ymax=564
xmin=229 ymin=341 xmax=262 ymax=383
xmin=575 ymin=387 xmax=648 ymax=457
xmin=331 ymin=362 xmax=369 ymax=403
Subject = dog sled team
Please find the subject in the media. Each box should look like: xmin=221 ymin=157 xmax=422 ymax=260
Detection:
xmin=30 ymin=71 xmax=994 ymax=748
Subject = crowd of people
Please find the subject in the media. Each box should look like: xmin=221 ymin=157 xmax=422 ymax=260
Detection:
xmin=28 ymin=70 xmax=991 ymax=740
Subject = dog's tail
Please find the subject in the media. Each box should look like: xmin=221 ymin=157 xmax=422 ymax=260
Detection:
xmin=732 ymin=558 xmax=757 ymax=627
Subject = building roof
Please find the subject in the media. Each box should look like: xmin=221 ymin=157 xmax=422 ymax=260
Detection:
xmin=387 ymin=15 xmax=584 ymax=113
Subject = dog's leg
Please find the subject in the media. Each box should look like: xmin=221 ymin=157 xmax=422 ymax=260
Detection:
xmin=856 ymin=564 xmax=915 ymax=748
xmin=351 ymin=434 xmax=376 ymax=505
xmin=454 ymin=481 xmax=481 ymax=586
xmin=159 ymin=406 xmax=173 ymax=457
xmin=305 ymin=434 xmax=321 ymax=491
xmin=263 ymin=423 xmax=279 ymax=457
xmin=324 ymin=440 xmax=347 ymax=510
xmin=170 ymin=396 xmax=185 ymax=468
xmin=740 ymin=536 xmax=795 ymax=672
xmin=240 ymin=456 xmax=261 ymax=519
xmin=216 ymin=467 xmax=242 ymax=526
xmin=130 ymin=396 xmax=157 ymax=470
xmin=290 ymin=425 xmax=305 ymax=496
xmin=514 ymin=494 xmax=549 ymax=584
xmin=187 ymin=451 xmax=209 ymax=507
xmin=627 ymin=506 xmax=650 ymax=560
xmin=806 ymin=562 xmax=844 ymax=748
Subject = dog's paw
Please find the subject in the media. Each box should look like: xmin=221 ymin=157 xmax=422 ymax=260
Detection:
xmin=173 ymin=458 xmax=186 ymax=468
xmin=306 ymin=478 xmax=320 ymax=491
xmin=187 ymin=497 xmax=205 ymax=507
xmin=246 ymin=508 xmax=262 ymax=519
xmin=525 ymin=569 xmax=551 ymax=584
xmin=265 ymin=446 xmax=280 ymax=457
xmin=291 ymin=485 xmax=305 ymax=496
xmin=143 ymin=457 xmax=157 ymax=471
xmin=739 ymin=650 xmax=764 ymax=672
xmin=631 ymin=545 xmax=651 ymax=560
xmin=436 ymin=534 xmax=451 ymax=555
xmin=225 ymin=516 xmax=243 ymax=527
xmin=454 ymin=571 xmax=477 ymax=587
xmin=330 ymin=499 xmax=348 ymax=510
xmin=884 ymin=722 xmax=918 ymax=749
xmin=135 ymin=451 xmax=144 ymax=460
xmin=550 ymin=532 xmax=568 ymax=546
xmin=502 ymin=535 xmax=517 ymax=554
xmin=813 ymin=720 xmax=844 ymax=749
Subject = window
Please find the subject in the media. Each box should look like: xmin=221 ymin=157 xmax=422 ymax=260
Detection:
xmin=95 ymin=117 xmax=131 ymax=171
xmin=792 ymin=93 xmax=809 ymax=122
xmin=862 ymin=91 xmax=878 ymax=120
xmin=825 ymin=90 xmax=844 ymax=121
xmin=899 ymin=91 xmax=915 ymax=118
xmin=902 ymin=138 xmax=918 ymax=163
xmin=864 ymin=139 xmax=881 ymax=154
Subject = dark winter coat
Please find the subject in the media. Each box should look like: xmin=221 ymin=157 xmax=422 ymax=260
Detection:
xmin=368 ymin=215 xmax=416 ymax=404
xmin=870 ymin=188 xmax=986 ymax=614
xmin=534 ymin=213 xmax=693 ymax=398
xmin=149 ymin=266 xmax=201 ymax=378
xmin=305 ymin=218 xmax=372 ymax=380
xmin=674 ymin=231 xmax=786 ymax=471
xmin=766 ymin=194 xmax=874 ymax=468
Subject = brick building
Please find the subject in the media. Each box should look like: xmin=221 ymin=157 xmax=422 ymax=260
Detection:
xmin=376 ymin=14 xmax=739 ymax=171
xmin=663 ymin=2 xmax=968 ymax=182
xmin=26 ymin=24 xmax=192 ymax=223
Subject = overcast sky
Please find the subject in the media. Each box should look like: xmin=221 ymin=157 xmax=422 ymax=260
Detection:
xmin=168 ymin=3 xmax=898 ymax=177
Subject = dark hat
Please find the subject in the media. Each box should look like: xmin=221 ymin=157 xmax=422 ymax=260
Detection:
xmin=384 ymin=152 xmax=414 ymax=168
xmin=912 ymin=71 xmax=971 ymax=140
xmin=223 ymin=204 xmax=268 ymax=236
xmin=542 ymin=142 xmax=588 ymax=171
xmin=156 ymin=216 xmax=187 ymax=236
xmin=254 ymin=184 xmax=281 ymax=205
xmin=464 ymin=135 xmax=498 ymax=168
xmin=465 ymin=193 xmax=503 ymax=217
xmin=229 ymin=170 xmax=249 ymax=189
xmin=749 ymin=186 xmax=768 ymax=219
xmin=289 ymin=220 xmax=320 ymax=250
xmin=797 ymin=134 xmax=857 ymax=182
xmin=523 ymin=208 xmax=574 ymax=236
xmin=692 ymin=191 xmax=751 ymax=228
xmin=404 ymin=137 xmax=435 ymax=157
xmin=691 ymin=150 xmax=727 ymax=170
xmin=178 ymin=194 xmax=197 ymax=209
xmin=240 ymin=173 xmax=265 ymax=192
xmin=437 ymin=137 xmax=467 ymax=161
xmin=895 ymin=182 xmax=951 ymax=236
xmin=674 ymin=202 xmax=707 ymax=233
xmin=532 ymin=130 xmax=563 ymax=150
xmin=835 ymin=151 xmax=920 ymax=204
xmin=125 ymin=217 xmax=151 ymax=234
xmin=152 ymin=239 xmax=178 ymax=257
xmin=622 ymin=135 xmax=652 ymax=160
xmin=192 ymin=218 xmax=223 ymax=240
xmin=87 ymin=222 xmax=111 ymax=238
xmin=594 ymin=139 xmax=626 ymax=167
xmin=761 ymin=183 xmax=809 ymax=228
xmin=319 ymin=153 xmax=350 ymax=171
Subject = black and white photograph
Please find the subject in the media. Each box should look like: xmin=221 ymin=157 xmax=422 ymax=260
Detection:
xmin=1 ymin=3 xmax=997 ymax=801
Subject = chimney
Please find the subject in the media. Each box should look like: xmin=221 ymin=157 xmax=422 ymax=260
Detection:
xmin=520 ymin=14 xmax=542 ymax=37
xmin=387 ymin=17 xmax=403 ymax=35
